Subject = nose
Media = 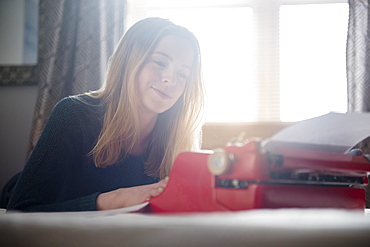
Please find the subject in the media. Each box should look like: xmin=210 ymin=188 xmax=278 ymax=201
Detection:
xmin=162 ymin=70 xmax=175 ymax=86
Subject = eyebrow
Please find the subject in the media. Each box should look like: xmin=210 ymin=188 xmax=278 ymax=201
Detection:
xmin=153 ymin=51 xmax=192 ymax=70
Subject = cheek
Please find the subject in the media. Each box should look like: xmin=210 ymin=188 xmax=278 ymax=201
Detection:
xmin=173 ymin=83 xmax=186 ymax=102
xmin=137 ymin=64 xmax=158 ymax=85
xmin=136 ymin=68 xmax=155 ymax=94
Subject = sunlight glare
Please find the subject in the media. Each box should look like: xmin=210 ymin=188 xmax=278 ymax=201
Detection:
xmin=279 ymin=3 xmax=349 ymax=122
xmin=147 ymin=8 xmax=253 ymax=122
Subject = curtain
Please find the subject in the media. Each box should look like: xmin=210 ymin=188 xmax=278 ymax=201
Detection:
xmin=347 ymin=0 xmax=370 ymax=111
xmin=26 ymin=0 xmax=125 ymax=158
xmin=347 ymin=0 xmax=370 ymax=208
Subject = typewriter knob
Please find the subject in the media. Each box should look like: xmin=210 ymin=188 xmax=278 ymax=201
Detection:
xmin=207 ymin=149 xmax=234 ymax=175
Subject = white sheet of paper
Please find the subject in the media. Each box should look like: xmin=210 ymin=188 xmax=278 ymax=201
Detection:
xmin=263 ymin=112 xmax=370 ymax=153
xmin=40 ymin=202 xmax=150 ymax=218
xmin=90 ymin=202 xmax=149 ymax=216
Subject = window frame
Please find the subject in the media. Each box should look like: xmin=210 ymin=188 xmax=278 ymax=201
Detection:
xmin=126 ymin=0 xmax=348 ymax=122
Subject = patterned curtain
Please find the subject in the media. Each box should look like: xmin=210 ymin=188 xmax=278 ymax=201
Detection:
xmin=26 ymin=0 xmax=125 ymax=158
xmin=347 ymin=0 xmax=370 ymax=208
xmin=347 ymin=0 xmax=370 ymax=112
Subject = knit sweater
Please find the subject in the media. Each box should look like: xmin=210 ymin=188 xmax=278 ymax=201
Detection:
xmin=7 ymin=95 xmax=158 ymax=212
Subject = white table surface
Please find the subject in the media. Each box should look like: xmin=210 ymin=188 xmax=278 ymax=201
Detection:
xmin=1 ymin=208 xmax=370 ymax=247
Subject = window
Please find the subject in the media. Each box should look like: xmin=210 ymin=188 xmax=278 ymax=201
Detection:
xmin=279 ymin=3 xmax=348 ymax=121
xmin=126 ymin=0 xmax=349 ymax=123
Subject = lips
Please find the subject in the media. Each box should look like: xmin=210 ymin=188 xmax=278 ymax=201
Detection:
xmin=152 ymin=87 xmax=171 ymax=100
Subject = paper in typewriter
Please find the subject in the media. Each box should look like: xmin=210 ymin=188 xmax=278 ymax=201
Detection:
xmin=262 ymin=112 xmax=370 ymax=154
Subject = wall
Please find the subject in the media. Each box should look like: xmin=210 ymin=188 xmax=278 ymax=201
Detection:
xmin=0 ymin=86 xmax=38 ymax=192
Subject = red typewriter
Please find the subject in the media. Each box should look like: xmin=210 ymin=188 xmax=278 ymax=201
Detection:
xmin=148 ymin=138 xmax=370 ymax=213
xmin=148 ymin=111 xmax=370 ymax=213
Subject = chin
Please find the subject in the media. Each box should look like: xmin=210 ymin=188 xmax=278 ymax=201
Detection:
xmin=151 ymin=104 xmax=173 ymax=115
xmin=147 ymin=107 xmax=167 ymax=115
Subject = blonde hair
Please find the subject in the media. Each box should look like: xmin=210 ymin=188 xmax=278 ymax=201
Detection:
xmin=88 ymin=18 xmax=205 ymax=179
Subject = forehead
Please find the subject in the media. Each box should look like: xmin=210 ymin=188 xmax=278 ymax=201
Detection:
xmin=153 ymin=35 xmax=194 ymax=67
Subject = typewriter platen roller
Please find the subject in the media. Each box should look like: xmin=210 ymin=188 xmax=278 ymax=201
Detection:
xmin=148 ymin=137 xmax=370 ymax=213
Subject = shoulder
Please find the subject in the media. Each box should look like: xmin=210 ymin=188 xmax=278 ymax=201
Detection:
xmin=52 ymin=95 xmax=102 ymax=117
xmin=55 ymin=94 xmax=101 ymax=110
xmin=45 ymin=95 xmax=104 ymax=132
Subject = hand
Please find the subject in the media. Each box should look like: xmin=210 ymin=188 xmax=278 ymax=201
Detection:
xmin=96 ymin=179 xmax=168 ymax=210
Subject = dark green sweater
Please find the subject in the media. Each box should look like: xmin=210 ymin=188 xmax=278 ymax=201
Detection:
xmin=7 ymin=95 xmax=158 ymax=212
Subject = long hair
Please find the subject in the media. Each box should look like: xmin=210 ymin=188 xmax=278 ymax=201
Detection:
xmin=88 ymin=18 xmax=205 ymax=179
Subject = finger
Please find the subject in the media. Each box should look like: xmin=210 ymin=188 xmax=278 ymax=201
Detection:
xmin=149 ymin=187 xmax=162 ymax=197
xmin=152 ymin=181 xmax=167 ymax=190
xmin=157 ymin=179 xmax=168 ymax=188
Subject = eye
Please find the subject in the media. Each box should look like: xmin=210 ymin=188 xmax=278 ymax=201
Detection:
xmin=177 ymin=73 xmax=188 ymax=80
xmin=154 ymin=61 xmax=165 ymax=67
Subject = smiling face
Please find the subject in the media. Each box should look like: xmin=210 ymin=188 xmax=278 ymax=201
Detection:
xmin=135 ymin=35 xmax=194 ymax=119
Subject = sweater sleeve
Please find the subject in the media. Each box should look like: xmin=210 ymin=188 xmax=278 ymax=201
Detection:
xmin=7 ymin=97 xmax=100 ymax=212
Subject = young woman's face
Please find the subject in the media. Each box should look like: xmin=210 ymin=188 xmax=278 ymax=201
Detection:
xmin=136 ymin=35 xmax=194 ymax=118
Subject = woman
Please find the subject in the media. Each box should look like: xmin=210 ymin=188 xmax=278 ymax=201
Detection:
xmin=7 ymin=17 xmax=205 ymax=212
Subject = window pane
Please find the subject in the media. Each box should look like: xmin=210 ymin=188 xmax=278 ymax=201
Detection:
xmin=279 ymin=3 xmax=349 ymax=122
xmin=147 ymin=8 xmax=253 ymax=122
